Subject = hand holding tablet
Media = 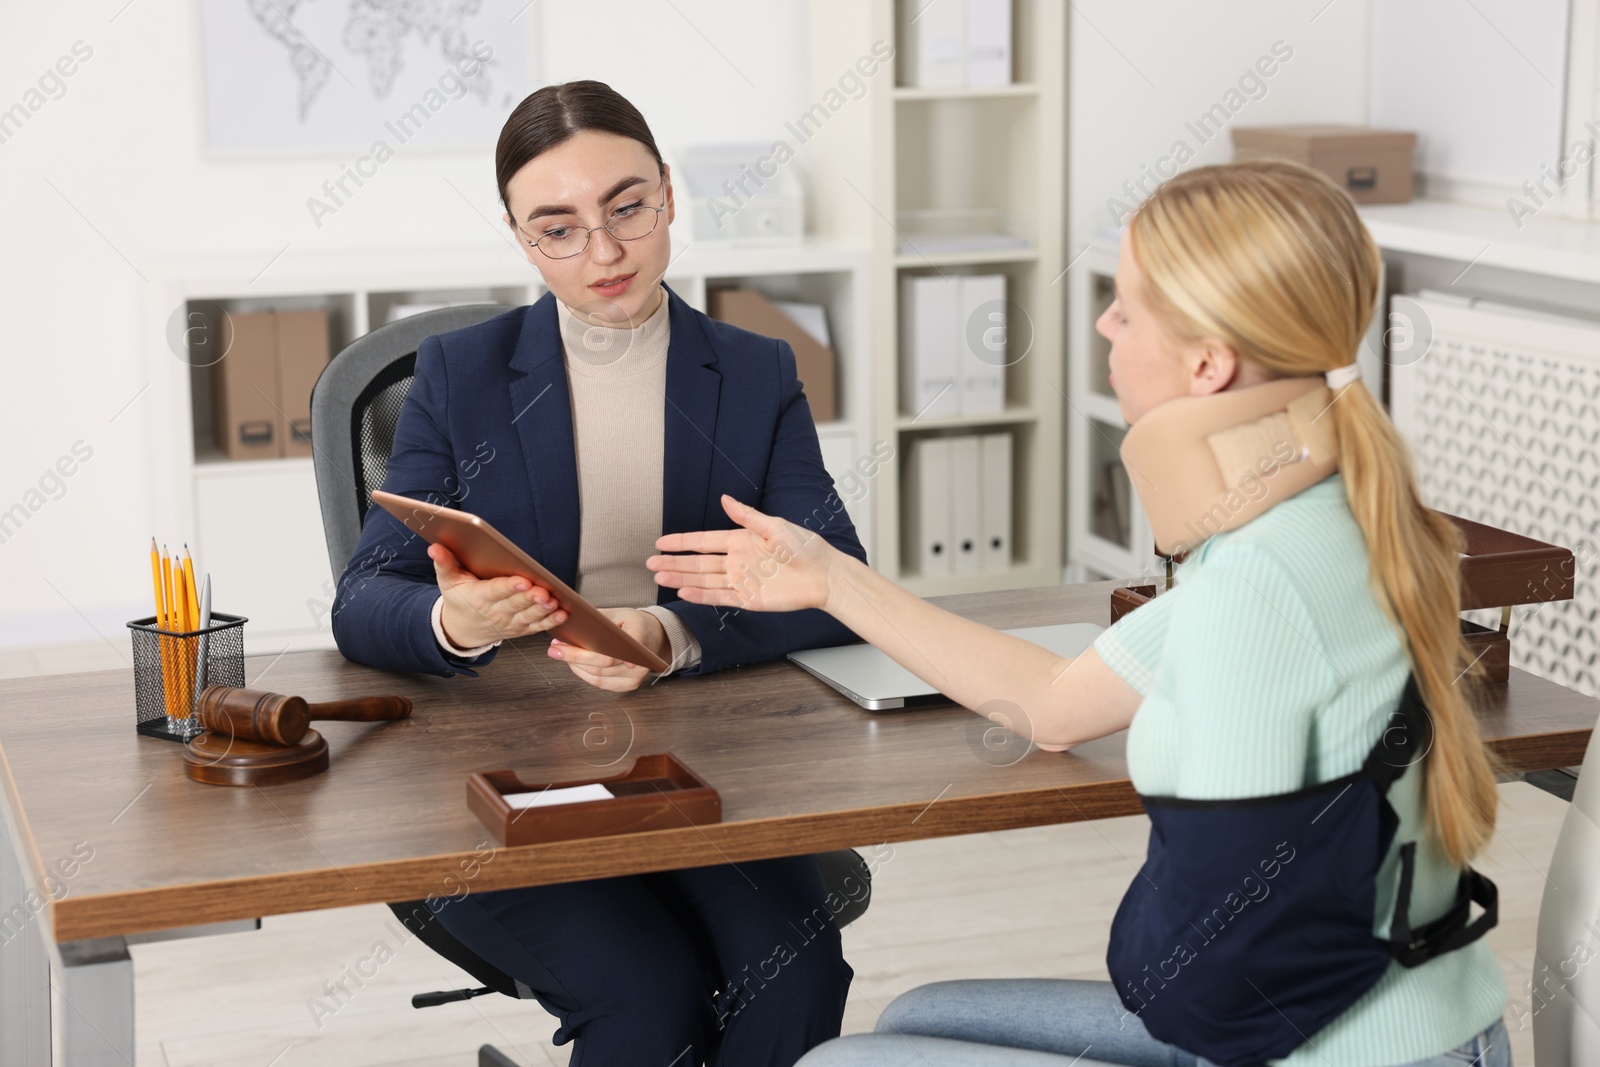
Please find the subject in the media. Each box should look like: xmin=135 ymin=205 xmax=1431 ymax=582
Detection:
xmin=428 ymin=540 xmax=568 ymax=646
xmin=370 ymin=490 xmax=672 ymax=673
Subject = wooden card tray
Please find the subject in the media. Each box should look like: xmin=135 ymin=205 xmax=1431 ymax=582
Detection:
xmin=467 ymin=753 xmax=721 ymax=847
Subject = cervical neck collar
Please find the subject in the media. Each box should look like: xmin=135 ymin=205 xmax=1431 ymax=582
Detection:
xmin=1120 ymin=377 xmax=1340 ymax=558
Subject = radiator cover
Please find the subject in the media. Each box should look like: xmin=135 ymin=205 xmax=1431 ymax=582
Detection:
xmin=1389 ymin=293 xmax=1599 ymax=698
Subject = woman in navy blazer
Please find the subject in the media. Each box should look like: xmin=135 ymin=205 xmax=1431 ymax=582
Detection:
xmin=331 ymin=283 xmax=864 ymax=678
xmin=331 ymin=82 xmax=861 ymax=1066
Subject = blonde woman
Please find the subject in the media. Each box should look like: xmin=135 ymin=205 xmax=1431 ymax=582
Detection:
xmin=648 ymin=160 xmax=1509 ymax=1067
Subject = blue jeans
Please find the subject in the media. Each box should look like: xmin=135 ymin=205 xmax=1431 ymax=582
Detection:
xmin=795 ymin=979 xmax=1511 ymax=1067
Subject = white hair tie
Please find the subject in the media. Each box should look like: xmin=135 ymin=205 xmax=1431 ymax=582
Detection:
xmin=1324 ymin=363 xmax=1361 ymax=390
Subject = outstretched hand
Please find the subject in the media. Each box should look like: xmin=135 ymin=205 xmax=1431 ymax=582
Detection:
xmin=647 ymin=495 xmax=842 ymax=614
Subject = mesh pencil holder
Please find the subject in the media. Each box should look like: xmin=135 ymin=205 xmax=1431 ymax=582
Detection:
xmin=127 ymin=613 xmax=247 ymax=742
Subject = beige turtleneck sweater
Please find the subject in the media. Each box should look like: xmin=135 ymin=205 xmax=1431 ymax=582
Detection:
xmin=431 ymin=290 xmax=701 ymax=672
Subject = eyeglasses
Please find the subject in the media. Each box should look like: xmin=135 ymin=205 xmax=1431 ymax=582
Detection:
xmin=515 ymin=190 xmax=667 ymax=260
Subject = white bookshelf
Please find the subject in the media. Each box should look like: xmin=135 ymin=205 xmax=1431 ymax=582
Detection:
xmin=140 ymin=239 xmax=874 ymax=655
xmin=1062 ymin=239 xmax=1159 ymax=583
xmin=806 ymin=0 xmax=1069 ymax=597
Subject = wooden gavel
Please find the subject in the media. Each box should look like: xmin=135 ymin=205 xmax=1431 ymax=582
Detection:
xmin=198 ymin=686 xmax=412 ymax=747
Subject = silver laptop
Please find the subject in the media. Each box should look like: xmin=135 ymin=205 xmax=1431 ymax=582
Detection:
xmin=787 ymin=623 xmax=1105 ymax=710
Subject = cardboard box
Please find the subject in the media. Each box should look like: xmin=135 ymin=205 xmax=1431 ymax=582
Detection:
xmin=1231 ymin=125 xmax=1417 ymax=204
xmin=212 ymin=308 xmax=331 ymax=459
xmin=213 ymin=311 xmax=280 ymax=460
xmin=707 ymin=288 xmax=837 ymax=423
xmin=274 ymin=310 xmax=330 ymax=458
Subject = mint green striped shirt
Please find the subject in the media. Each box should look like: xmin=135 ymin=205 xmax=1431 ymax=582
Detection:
xmin=1094 ymin=474 xmax=1506 ymax=1066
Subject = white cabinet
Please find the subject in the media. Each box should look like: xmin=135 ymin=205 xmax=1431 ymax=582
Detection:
xmin=194 ymin=460 xmax=333 ymax=652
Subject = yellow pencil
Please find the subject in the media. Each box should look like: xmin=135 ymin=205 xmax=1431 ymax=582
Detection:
xmin=182 ymin=545 xmax=201 ymax=630
xmin=149 ymin=537 xmax=165 ymax=627
xmin=150 ymin=536 xmax=176 ymax=719
xmin=182 ymin=546 xmax=203 ymax=716
xmin=160 ymin=546 xmax=177 ymax=718
xmin=161 ymin=547 xmax=174 ymax=631
xmin=175 ymin=560 xmax=192 ymax=713
xmin=176 ymin=558 xmax=189 ymax=628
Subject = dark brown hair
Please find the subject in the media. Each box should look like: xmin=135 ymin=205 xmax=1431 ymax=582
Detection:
xmin=495 ymin=80 xmax=664 ymax=212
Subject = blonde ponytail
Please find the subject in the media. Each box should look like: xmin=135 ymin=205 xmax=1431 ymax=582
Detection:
xmin=1329 ymin=384 xmax=1498 ymax=865
xmin=1129 ymin=159 xmax=1498 ymax=868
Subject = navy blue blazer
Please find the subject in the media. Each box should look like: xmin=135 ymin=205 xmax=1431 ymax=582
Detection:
xmin=331 ymin=287 xmax=865 ymax=678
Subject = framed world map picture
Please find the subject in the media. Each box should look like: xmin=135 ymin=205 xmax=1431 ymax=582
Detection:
xmin=199 ymin=0 xmax=537 ymax=153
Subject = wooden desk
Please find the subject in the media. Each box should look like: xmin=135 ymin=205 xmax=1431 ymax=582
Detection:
xmin=0 ymin=582 xmax=1594 ymax=1064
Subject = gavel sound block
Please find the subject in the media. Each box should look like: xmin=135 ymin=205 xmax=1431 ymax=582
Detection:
xmin=183 ymin=687 xmax=412 ymax=786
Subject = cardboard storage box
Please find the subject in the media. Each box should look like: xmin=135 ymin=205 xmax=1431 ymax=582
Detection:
xmin=213 ymin=309 xmax=330 ymax=460
xmin=707 ymin=288 xmax=837 ymax=423
xmin=1231 ymin=124 xmax=1417 ymax=204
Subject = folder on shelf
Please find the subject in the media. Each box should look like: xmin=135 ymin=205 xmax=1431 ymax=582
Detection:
xmin=275 ymin=310 xmax=331 ymax=459
xmin=213 ymin=312 xmax=279 ymax=461
xmin=904 ymin=436 xmax=954 ymax=577
xmin=965 ymin=0 xmax=1013 ymax=86
xmin=949 ymin=434 xmax=984 ymax=575
xmin=979 ymin=431 xmax=1012 ymax=571
xmin=900 ymin=275 xmax=960 ymax=419
xmin=212 ymin=308 xmax=331 ymax=460
xmin=709 ymin=288 xmax=838 ymax=422
xmin=899 ymin=0 xmax=967 ymax=88
xmin=957 ymin=274 xmax=1006 ymax=415
xmin=773 ymin=300 xmax=832 ymax=349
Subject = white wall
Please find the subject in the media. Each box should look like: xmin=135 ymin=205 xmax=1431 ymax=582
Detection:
xmin=0 ymin=0 xmax=1380 ymax=648
xmin=1068 ymin=0 xmax=1374 ymax=240
xmin=1371 ymin=0 xmax=1569 ymax=190
xmin=0 ymin=0 xmax=810 ymax=646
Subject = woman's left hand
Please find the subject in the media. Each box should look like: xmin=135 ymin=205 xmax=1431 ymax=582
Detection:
xmin=550 ymin=607 xmax=668 ymax=692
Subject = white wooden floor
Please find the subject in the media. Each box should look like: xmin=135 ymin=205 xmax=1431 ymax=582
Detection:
xmin=2 ymin=640 xmax=1568 ymax=1066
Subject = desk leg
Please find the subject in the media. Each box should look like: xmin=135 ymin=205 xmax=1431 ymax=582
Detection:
xmin=53 ymin=921 xmax=260 ymax=1065
xmin=57 ymin=938 xmax=133 ymax=1066
xmin=0 ymin=806 xmax=52 ymax=1067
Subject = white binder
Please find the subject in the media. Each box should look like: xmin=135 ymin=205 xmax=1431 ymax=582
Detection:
xmin=901 ymin=275 xmax=960 ymax=418
xmin=898 ymin=0 xmax=966 ymax=88
xmin=958 ymin=274 xmax=1006 ymax=415
xmin=949 ymin=435 xmax=984 ymax=574
xmin=979 ymin=431 xmax=1012 ymax=571
xmin=965 ymin=0 xmax=1012 ymax=86
xmin=905 ymin=436 xmax=954 ymax=577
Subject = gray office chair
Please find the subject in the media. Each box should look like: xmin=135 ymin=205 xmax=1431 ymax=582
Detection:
xmin=310 ymin=303 xmax=509 ymax=577
xmin=309 ymin=304 xmax=873 ymax=1067
xmin=1532 ymin=727 xmax=1600 ymax=1063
